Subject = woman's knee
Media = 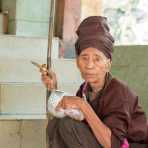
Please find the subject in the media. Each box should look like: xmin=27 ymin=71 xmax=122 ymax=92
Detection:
xmin=58 ymin=117 xmax=79 ymax=132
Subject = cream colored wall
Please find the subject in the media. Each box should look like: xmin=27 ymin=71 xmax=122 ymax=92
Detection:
xmin=0 ymin=120 xmax=46 ymax=148
xmin=81 ymin=0 xmax=102 ymax=20
xmin=0 ymin=35 xmax=48 ymax=148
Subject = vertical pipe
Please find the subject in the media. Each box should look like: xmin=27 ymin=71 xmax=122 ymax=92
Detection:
xmin=46 ymin=0 xmax=57 ymax=113
xmin=47 ymin=0 xmax=57 ymax=69
xmin=46 ymin=0 xmax=57 ymax=147
xmin=0 ymin=84 xmax=1 ymax=114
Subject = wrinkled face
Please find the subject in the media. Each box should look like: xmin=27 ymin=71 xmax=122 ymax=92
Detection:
xmin=76 ymin=47 xmax=111 ymax=84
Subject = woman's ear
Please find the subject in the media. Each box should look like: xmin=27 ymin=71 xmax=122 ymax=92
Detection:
xmin=76 ymin=57 xmax=80 ymax=69
xmin=106 ymin=59 xmax=112 ymax=72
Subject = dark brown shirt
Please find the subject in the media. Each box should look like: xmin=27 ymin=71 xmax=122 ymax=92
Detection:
xmin=76 ymin=74 xmax=148 ymax=147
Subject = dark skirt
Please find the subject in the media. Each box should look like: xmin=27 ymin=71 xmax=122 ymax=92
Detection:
xmin=47 ymin=117 xmax=148 ymax=148
xmin=47 ymin=117 xmax=102 ymax=148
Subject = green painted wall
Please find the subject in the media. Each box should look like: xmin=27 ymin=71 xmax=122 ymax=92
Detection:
xmin=112 ymin=45 xmax=148 ymax=116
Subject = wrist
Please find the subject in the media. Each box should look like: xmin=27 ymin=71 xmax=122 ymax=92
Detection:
xmin=48 ymin=90 xmax=68 ymax=118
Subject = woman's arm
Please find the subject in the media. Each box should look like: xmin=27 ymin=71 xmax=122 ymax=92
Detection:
xmin=59 ymin=96 xmax=111 ymax=148
xmin=81 ymin=102 xmax=111 ymax=148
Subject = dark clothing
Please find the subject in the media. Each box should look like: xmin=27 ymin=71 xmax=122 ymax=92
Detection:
xmin=47 ymin=117 xmax=148 ymax=148
xmin=76 ymin=74 xmax=148 ymax=147
xmin=47 ymin=74 xmax=148 ymax=148
xmin=47 ymin=117 xmax=102 ymax=148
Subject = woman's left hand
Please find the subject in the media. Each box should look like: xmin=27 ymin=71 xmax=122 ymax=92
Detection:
xmin=56 ymin=96 xmax=86 ymax=111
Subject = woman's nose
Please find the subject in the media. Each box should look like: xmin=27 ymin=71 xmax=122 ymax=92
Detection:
xmin=86 ymin=59 xmax=94 ymax=68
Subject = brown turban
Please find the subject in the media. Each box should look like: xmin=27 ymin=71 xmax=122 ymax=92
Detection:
xmin=75 ymin=16 xmax=114 ymax=59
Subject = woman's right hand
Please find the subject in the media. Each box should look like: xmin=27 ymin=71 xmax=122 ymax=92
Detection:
xmin=40 ymin=64 xmax=57 ymax=90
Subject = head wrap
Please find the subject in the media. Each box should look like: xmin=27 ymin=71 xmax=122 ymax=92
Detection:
xmin=75 ymin=16 xmax=114 ymax=59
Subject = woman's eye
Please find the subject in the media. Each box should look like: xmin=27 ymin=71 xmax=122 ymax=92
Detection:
xmin=94 ymin=57 xmax=101 ymax=62
xmin=81 ymin=56 xmax=88 ymax=61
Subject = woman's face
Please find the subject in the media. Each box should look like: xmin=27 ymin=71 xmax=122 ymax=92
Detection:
xmin=76 ymin=47 xmax=111 ymax=84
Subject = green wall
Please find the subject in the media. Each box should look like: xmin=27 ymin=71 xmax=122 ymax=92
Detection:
xmin=112 ymin=45 xmax=148 ymax=116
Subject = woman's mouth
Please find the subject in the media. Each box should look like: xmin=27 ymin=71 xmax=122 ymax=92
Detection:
xmin=84 ymin=73 xmax=96 ymax=78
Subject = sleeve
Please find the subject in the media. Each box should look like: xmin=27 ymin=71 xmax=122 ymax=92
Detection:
xmin=48 ymin=90 xmax=66 ymax=118
xmin=127 ymin=96 xmax=148 ymax=143
xmin=48 ymin=90 xmax=85 ymax=121
xmin=102 ymin=98 xmax=130 ymax=148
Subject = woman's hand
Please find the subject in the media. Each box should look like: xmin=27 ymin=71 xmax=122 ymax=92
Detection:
xmin=56 ymin=96 xmax=87 ymax=120
xmin=40 ymin=64 xmax=57 ymax=90
xmin=57 ymin=96 xmax=86 ymax=111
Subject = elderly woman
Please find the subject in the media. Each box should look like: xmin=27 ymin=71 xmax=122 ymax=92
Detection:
xmin=42 ymin=16 xmax=148 ymax=148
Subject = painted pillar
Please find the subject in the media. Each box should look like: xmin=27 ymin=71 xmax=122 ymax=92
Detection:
xmin=1 ymin=0 xmax=51 ymax=37
xmin=62 ymin=0 xmax=102 ymax=58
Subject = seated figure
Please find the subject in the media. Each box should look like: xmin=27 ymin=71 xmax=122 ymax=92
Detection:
xmin=41 ymin=16 xmax=148 ymax=148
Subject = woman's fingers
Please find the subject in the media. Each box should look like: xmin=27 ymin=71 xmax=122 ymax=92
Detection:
xmin=59 ymin=96 xmax=84 ymax=109
xmin=40 ymin=66 xmax=57 ymax=90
